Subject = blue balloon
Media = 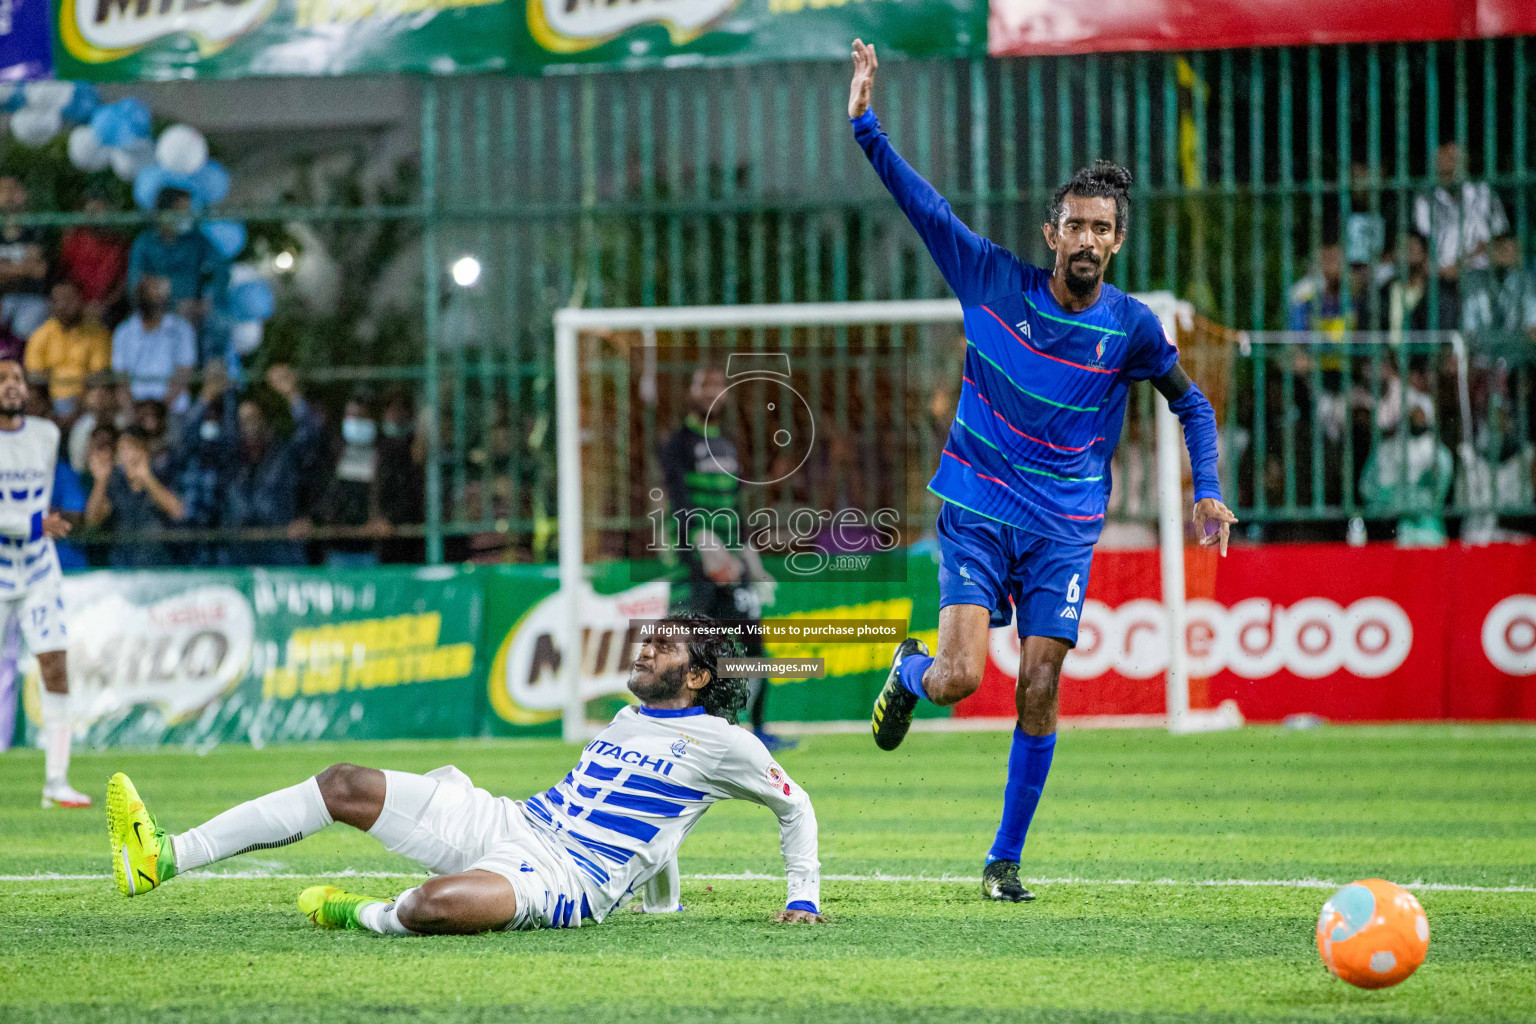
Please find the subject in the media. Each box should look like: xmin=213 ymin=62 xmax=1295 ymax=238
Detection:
xmin=89 ymin=105 xmax=124 ymax=148
xmin=228 ymin=280 xmax=274 ymax=322
xmin=115 ymin=97 xmax=151 ymax=140
xmin=191 ymin=160 xmax=229 ymax=206
xmin=62 ymin=83 xmax=100 ymax=125
xmin=202 ymin=220 xmax=247 ymax=260
xmin=1 ymin=87 xmax=24 ymax=114
xmin=132 ymin=166 xmax=167 ymax=212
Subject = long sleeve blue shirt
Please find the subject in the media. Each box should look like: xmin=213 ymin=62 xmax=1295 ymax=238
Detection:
xmin=853 ymin=109 xmax=1221 ymax=545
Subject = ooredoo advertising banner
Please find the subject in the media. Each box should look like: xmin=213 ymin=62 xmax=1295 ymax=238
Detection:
xmin=959 ymin=543 xmax=1536 ymax=722
xmin=989 ymin=0 xmax=1536 ymax=57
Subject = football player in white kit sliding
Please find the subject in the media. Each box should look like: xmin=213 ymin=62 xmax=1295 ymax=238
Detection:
xmin=107 ymin=616 xmax=824 ymax=932
xmin=0 ymin=357 xmax=91 ymax=808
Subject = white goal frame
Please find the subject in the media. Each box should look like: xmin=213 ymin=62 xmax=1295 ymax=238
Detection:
xmin=553 ymin=296 xmax=1232 ymax=742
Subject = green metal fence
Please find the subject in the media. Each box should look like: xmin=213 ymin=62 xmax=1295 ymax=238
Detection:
xmin=420 ymin=38 xmax=1535 ymax=555
xmin=19 ymin=39 xmax=1536 ymax=560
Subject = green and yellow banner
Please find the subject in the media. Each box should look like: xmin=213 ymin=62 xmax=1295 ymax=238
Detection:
xmin=51 ymin=0 xmax=983 ymax=80
xmin=13 ymin=554 xmax=944 ymax=749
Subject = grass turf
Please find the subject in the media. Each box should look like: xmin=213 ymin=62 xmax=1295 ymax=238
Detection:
xmin=2 ymin=725 xmax=1534 ymax=1023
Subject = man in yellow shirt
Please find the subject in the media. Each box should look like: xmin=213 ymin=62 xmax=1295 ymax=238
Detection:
xmin=25 ymin=281 xmax=110 ymax=417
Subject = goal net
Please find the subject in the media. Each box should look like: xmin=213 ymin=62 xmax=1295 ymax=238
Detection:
xmin=550 ymin=297 xmax=1242 ymax=741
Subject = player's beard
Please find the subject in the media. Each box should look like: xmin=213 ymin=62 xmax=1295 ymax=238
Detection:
xmin=628 ymin=661 xmax=690 ymax=704
xmin=1063 ymin=249 xmax=1103 ymax=297
xmin=0 ymin=395 xmax=23 ymax=418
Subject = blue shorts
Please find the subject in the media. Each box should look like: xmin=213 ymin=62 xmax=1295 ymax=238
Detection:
xmin=935 ymin=502 xmax=1095 ymax=645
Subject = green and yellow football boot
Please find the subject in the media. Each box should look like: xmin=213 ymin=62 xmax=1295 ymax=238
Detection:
xmin=298 ymin=885 xmax=391 ymax=929
xmin=871 ymin=637 xmax=929 ymax=751
xmin=106 ymin=772 xmax=175 ymax=897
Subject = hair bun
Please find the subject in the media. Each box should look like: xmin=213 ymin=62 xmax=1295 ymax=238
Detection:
xmin=1089 ymin=159 xmax=1133 ymax=191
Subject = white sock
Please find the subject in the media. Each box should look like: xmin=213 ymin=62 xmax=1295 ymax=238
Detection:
xmin=40 ymin=691 xmax=71 ymax=786
xmin=358 ymin=888 xmax=419 ymax=935
xmin=171 ymin=776 xmax=333 ymax=873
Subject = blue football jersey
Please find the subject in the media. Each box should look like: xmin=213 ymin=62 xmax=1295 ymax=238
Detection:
xmin=853 ymin=109 xmax=1218 ymax=545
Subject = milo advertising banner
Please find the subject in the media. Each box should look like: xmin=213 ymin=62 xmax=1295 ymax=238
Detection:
xmin=512 ymin=0 xmax=983 ymax=74
xmin=52 ymin=0 xmax=516 ymax=80
xmin=51 ymin=0 xmax=981 ymax=80
xmin=14 ymin=567 xmax=482 ymax=748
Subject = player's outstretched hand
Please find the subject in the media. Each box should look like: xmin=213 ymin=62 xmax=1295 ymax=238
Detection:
xmin=775 ymin=908 xmax=826 ymax=924
xmin=848 ymin=39 xmax=878 ymax=120
xmin=1192 ymin=497 xmax=1238 ymax=556
xmin=42 ymin=512 xmax=72 ymax=540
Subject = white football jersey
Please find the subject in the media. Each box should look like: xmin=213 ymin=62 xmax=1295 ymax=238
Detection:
xmin=522 ymin=705 xmax=820 ymax=923
xmin=0 ymin=417 xmax=60 ymax=596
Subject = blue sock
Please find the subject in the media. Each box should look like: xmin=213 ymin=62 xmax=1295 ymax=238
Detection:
xmin=897 ymin=652 xmax=933 ymax=701
xmin=986 ymin=729 xmax=1056 ymax=864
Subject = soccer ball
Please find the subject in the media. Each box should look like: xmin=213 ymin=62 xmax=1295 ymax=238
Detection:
xmin=1316 ymin=879 xmax=1430 ymax=988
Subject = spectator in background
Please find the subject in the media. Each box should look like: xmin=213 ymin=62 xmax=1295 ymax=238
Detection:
xmin=171 ymin=360 xmax=239 ymax=566
xmin=1463 ymin=235 xmax=1536 ymax=341
xmin=112 ymin=275 xmax=196 ymax=406
xmin=375 ymin=390 xmax=425 ymax=563
xmin=132 ymin=398 xmax=171 ymax=479
xmin=128 ymin=188 xmax=228 ymax=360
xmin=0 ymin=175 xmax=51 ymax=343
xmin=24 ymin=282 xmax=110 ymax=418
xmin=225 ymin=365 xmax=322 ymax=567
xmin=58 ymin=187 xmax=128 ymax=326
xmin=51 ymin=457 xmax=88 ymax=571
xmin=1359 ymin=392 xmax=1454 ymax=547
xmin=1414 ymin=142 xmax=1507 ymax=281
xmin=77 ymin=421 xmax=120 ymax=567
xmin=311 ymin=391 xmax=389 ymax=567
xmin=1377 ymin=234 xmax=1462 ymax=336
xmin=85 ymin=426 xmax=184 ymax=568
xmin=1288 ymin=243 xmax=1369 ymax=334
xmin=67 ymin=372 xmax=120 ymax=474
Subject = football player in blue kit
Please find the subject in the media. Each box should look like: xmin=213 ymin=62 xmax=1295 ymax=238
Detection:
xmin=848 ymin=40 xmax=1237 ymax=902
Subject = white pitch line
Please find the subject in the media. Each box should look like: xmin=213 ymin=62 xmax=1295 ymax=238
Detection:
xmin=2 ymin=870 xmax=1533 ymax=894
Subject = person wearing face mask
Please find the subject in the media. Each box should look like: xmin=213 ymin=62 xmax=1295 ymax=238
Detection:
xmin=375 ymin=390 xmax=426 ymax=564
xmin=111 ymin=275 xmax=197 ymax=407
xmin=311 ymin=392 xmax=389 ymax=567
xmin=127 ymin=189 xmax=230 ymax=334
xmin=85 ymin=427 xmax=186 ymax=568
xmin=223 ymin=364 xmax=322 ymax=567
xmin=171 ymin=361 xmax=240 ymax=566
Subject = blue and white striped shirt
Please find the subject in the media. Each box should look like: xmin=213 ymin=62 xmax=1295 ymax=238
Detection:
xmin=520 ymin=704 xmax=820 ymax=925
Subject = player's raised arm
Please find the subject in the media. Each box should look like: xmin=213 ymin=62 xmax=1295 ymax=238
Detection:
xmin=715 ymin=732 xmax=822 ymax=922
xmin=848 ymin=39 xmax=1020 ymax=306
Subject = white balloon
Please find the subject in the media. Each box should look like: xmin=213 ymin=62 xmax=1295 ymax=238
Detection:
xmin=10 ymin=106 xmax=62 ymax=147
xmin=23 ymin=82 xmax=75 ymax=111
xmin=155 ymin=124 xmax=208 ymax=176
xmin=230 ymin=319 xmax=264 ymax=356
xmin=109 ymin=138 xmax=155 ymax=181
xmin=67 ymin=125 xmax=110 ymax=172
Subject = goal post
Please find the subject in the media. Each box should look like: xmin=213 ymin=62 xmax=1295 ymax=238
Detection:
xmin=553 ymin=296 xmax=1232 ymax=742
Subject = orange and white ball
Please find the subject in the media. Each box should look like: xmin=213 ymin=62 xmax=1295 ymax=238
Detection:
xmin=1316 ymin=879 xmax=1430 ymax=988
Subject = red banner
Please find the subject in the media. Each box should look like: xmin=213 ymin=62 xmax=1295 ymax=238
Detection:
xmin=988 ymin=1 xmax=1536 ymax=58
xmin=957 ymin=542 xmax=1536 ymax=722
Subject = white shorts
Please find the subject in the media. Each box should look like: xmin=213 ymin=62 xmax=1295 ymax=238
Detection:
xmin=0 ymin=574 xmax=67 ymax=655
xmin=370 ymin=765 xmax=589 ymax=930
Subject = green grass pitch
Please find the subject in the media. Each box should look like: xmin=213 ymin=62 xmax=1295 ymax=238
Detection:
xmin=2 ymin=725 xmax=1534 ymax=1023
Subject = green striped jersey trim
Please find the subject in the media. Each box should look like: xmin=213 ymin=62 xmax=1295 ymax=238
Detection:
xmin=953 ymin=414 xmax=1104 ymax=484
xmin=967 ymin=342 xmax=1101 ymax=413
xmin=1022 ymin=293 xmax=1128 ymax=336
